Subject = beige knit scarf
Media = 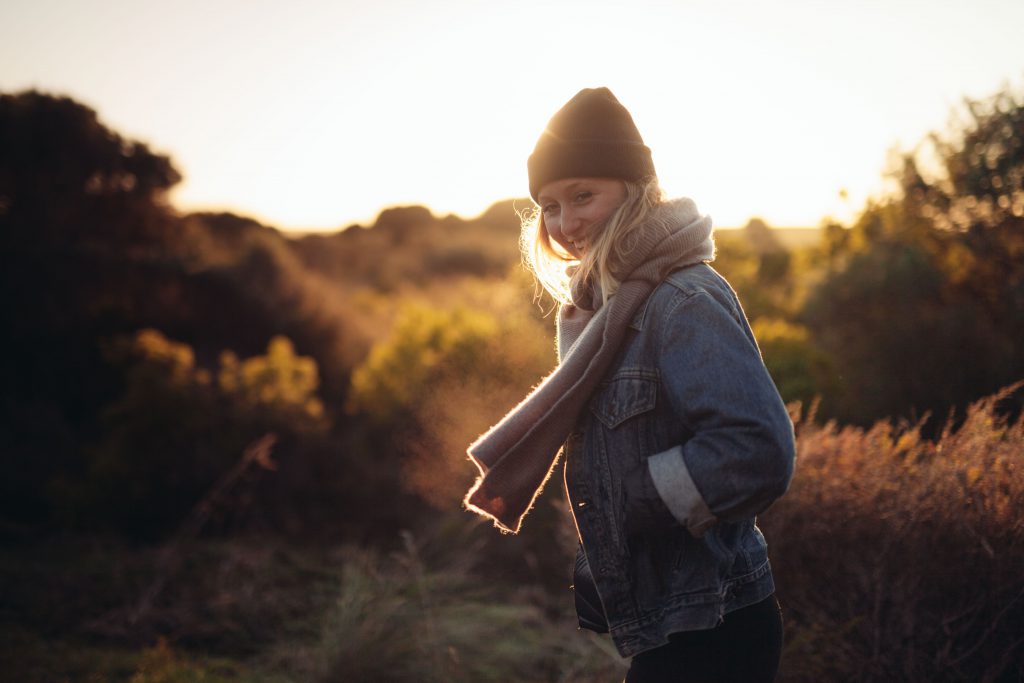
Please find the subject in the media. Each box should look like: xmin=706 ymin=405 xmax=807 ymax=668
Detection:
xmin=463 ymin=197 xmax=714 ymax=533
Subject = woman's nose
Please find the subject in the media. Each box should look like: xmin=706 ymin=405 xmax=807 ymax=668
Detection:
xmin=560 ymin=208 xmax=581 ymax=237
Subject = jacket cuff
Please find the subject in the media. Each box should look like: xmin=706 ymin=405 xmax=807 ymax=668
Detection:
xmin=647 ymin=445 xmax=718 ymax=537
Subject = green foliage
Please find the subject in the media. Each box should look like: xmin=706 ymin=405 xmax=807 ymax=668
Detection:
xmin=0 ymin=92 xmax=372 ymax=538
xmin=806 ymin=242 xmax=957 ymax=422
xmin=800 ymin=81 xmax=1024 ymax=425
xmin=904 ymin=86 xmax=1024 ymax=231
xmin=71 ymin=329 xmax=327 ymax=538
xmin=714 ymin=226 xmax=798 ymax=322
xmin=347 ymin=304 xmax=499 ymax=424
xmin=750 ymin=318 xmax=836 ymax=409
xmin=4 ymin=83 xmax=1024 ymax=682
xmin=73 ymin=330 xmax=224 ymax=537
xmin=0 ymin=90 xmax=531 ymax=536
xmin=345 ymin=286 xmax=555 ymax=511
xmin=219 ymin=336 xmax=325 ymax=421
xmin=714 ymin=223 xmax=837 ymax=414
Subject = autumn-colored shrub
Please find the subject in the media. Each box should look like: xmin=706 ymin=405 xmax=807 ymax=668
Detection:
xmin=761 ymin=383 xmax=1024 ymax=682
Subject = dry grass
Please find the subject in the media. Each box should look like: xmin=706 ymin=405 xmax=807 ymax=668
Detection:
xmin=273 ymin=530 xmax=626 ymax=683
xmin=6 ymin=384 xmax=1022 ymax=682
xmin=762 ymin=383 xmax=1024 ymax=682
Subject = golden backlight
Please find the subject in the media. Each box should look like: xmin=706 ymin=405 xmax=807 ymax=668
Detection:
xmin=1 ymin=0 xmax=1021 ymax=230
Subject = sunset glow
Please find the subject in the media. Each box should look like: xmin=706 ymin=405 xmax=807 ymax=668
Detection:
xmin=2 ymin=0 xmax=1022 ymax=230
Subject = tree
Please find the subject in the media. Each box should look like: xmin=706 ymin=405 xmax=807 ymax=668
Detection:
xmin=0 ymin=90 xmax=181 ymax=249
xmin=802 ymin=82 xmax=1024 ymax=425
xmin=904 ymin=86 xmax=1024 ymax=231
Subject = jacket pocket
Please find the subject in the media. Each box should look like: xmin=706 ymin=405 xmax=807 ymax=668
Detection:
xmin=590 ymin=368 xmax=659 ymax=429
xmin=588 ymin=368 xmax=660 ymax=556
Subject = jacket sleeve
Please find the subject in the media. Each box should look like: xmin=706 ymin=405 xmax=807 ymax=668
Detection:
xmin=624 ymin=288 xmax=796 ymax=537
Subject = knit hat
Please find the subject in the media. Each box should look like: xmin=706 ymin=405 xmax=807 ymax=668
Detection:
xmin=528 ymin=87 xmax=656 ymax=201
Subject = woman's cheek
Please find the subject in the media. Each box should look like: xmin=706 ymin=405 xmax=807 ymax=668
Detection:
xmin=547 ymin=223 xmax=566 ymax=248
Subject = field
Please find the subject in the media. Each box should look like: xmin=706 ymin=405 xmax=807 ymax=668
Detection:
xmin=2 ymin=83 xmax=1024 ymax=683
xmin=3 ymin=385 xmax=1021 ymax=683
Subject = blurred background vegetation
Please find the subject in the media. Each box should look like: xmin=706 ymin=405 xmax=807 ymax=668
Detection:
xmin=1 ymin=84 xmax=1022 ymax=681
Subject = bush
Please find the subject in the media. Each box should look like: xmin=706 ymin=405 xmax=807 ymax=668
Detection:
xmin=751 ymin=317 xmax=837 ymax=409
xmin=346 ymin=293 xmax=554 ymax=510
xmin=70 ymin=330 xmax=328 ymax=539
xmin=762 ymin=384 xmax=1024 ymax=682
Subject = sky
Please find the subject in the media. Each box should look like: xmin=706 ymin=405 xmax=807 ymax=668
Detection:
xmin=2 ymin=0 xmax=1023 ymax=232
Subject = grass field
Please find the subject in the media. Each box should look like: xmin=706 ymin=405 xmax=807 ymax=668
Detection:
xmin=2 ymin=385 xmax=1021 ymax=683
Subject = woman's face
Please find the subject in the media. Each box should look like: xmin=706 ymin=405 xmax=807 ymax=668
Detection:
xmin=538 ymin=177 xmax=628 ymax=258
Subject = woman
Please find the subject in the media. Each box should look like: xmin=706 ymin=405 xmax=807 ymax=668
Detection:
xmin=465 ymin=87 xmax=795 ymax=682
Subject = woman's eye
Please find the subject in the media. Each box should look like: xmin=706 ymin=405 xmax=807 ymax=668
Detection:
xmin=574 ymin=191 xmax=592 ymax=202
xmin=542 ymin=204 xmax=558 ymax=215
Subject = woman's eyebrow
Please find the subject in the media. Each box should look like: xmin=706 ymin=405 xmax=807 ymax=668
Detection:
xmin=538 ymin=181 xmax=591 ymax=203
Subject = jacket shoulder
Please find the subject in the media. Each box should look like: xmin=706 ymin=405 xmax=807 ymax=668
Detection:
xmin=663 ymin=263 xmax=735 ymax=299
xmin=633 ymin=263 xmax=739 ymax=327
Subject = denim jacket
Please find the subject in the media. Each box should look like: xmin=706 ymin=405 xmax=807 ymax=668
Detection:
xmin=564 ymin=262 xmax=795 ymax=658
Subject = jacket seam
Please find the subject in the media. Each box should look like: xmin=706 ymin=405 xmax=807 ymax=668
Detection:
xmin=654 ymin=289 xmax=716 ymax=435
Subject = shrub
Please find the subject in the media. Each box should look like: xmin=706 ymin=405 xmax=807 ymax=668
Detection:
xmin=762 ymin=383 xmax=1024 ymax=682
xmin=751 ymin=317 xmax=837 ymax=409
xmin=71 ymin=330 xmax=328 ymax=539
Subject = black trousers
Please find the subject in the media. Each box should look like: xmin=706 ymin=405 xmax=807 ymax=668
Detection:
xmin=624 ymin=595 xmax=783 ymax=683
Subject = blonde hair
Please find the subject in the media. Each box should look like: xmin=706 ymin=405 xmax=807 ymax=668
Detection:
xmin=521 ymin=176 xmax=667 ymax=307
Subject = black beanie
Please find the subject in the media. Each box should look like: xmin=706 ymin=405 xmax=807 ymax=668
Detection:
xmin=527 ymin=87 xmax=656 ymax=202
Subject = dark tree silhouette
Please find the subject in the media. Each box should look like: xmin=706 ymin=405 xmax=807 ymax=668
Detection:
xmin=802 ymin=83 xmax=1024 ymax=426
xmin=0 ymin=90 xmax=181 ymax=249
